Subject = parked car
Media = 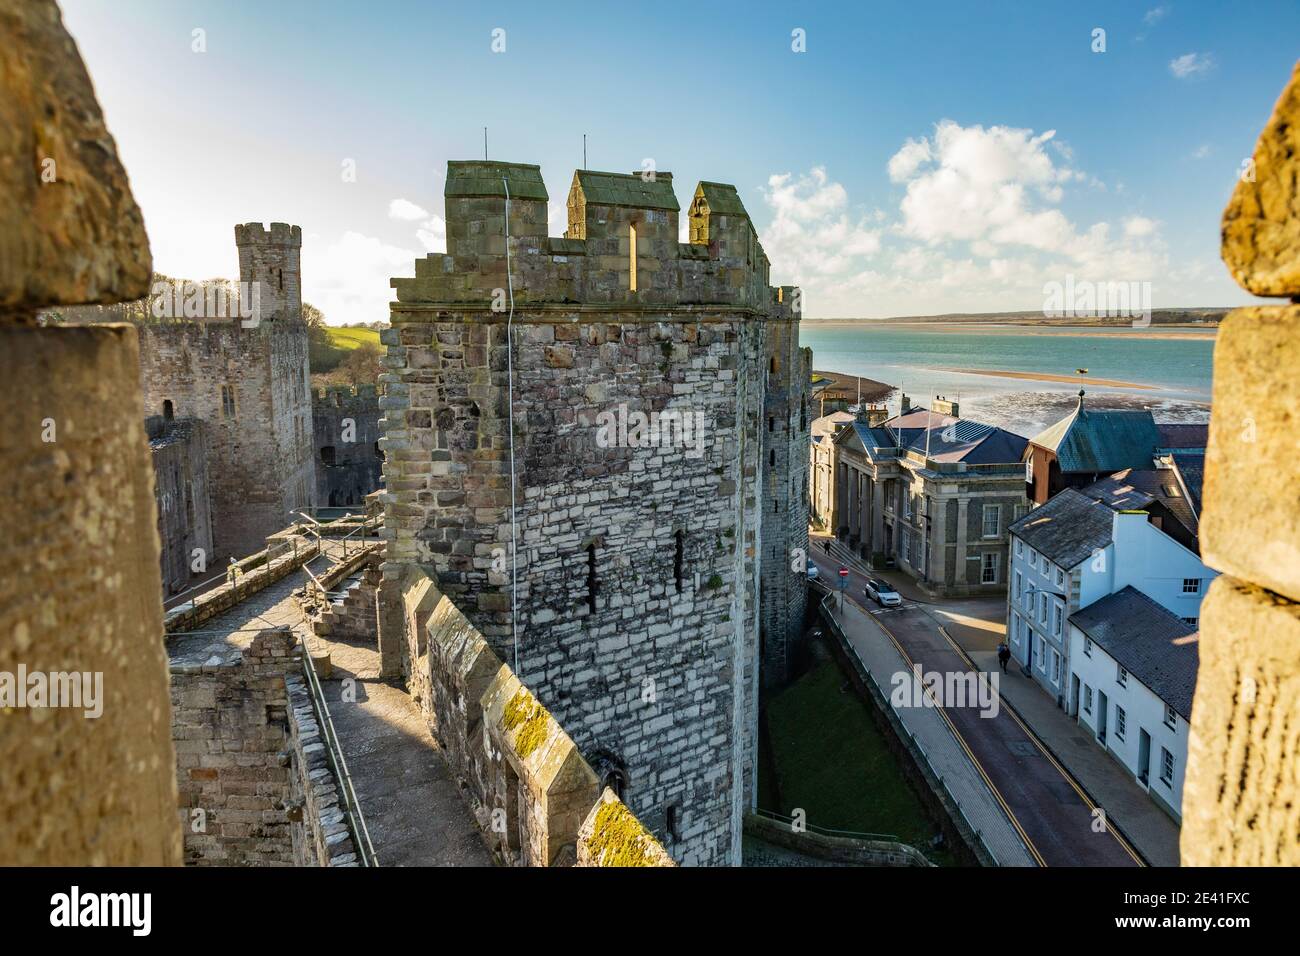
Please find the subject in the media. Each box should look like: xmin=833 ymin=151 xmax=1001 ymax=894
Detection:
xmin=865 ymin=578 xmax=902 ymax=607
xmin=806 ymin=563 xmax=820 ymax=581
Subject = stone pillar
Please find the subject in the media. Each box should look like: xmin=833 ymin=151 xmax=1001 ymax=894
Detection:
xmin=1181 ymin=61 xmax=1300 ymax=867
xmin=0 ymin=0 xmax=181 ymax=865
xmin=954 ymin=498 xmax=970 ymax=586
xmin=871 ymin=479 xmax=886 ymax=557
xmin=376 ymin=570 xmax=407 ymax=680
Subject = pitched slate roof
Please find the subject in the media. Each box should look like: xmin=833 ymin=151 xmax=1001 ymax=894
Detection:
xmin=573 ymin=170 xmax=679 ymax=210
xmin=445 ymin=161 xmax=549 ymax=200
xmin=1083 ymin=467 xmax=1199 ymax=536
xmin=880 ymin=408 xmax=1029 ymax=465
xmin=1029 ymin=392 xmax=1160 ymax=473
xmin=695 ymin=181 xmax=749 ymax=217
xmin=1070 ymin=586 xmax=1200 ymax=718
xmin=1170 ymin=453 xmax=1205 ymax=517
xmin=1009 ymin=488 xmax=1115 ymax=569
xmin=1156 ymin=423 xmax=1209 ymax=451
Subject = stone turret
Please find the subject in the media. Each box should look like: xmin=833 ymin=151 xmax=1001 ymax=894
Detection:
xmin=235 ymin=221 xmax=302 ymax=322
xmin=381 ymin=160 xmax=809 ymax=866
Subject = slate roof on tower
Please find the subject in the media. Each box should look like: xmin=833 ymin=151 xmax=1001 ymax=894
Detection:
xmin=572 ymin=170 xmax=680 ymax=210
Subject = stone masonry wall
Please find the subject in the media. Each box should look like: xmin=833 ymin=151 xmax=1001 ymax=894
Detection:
xmin=169 ymin=629 xmax=352 ymax=866
xmin=138 ymin=318 xmax=314 ymax=561
xmin=1181 ymin=61 xmax=1300 ymax=866
xmin=380 ymin=161 xmax=806 ymax=866
xmin=0 ymin=0 xmax=181 ymax=865
xmin=397 ymin=572 xmax=671 ymax=866
xmin=147 ymin=415 xmax=214 ymax=596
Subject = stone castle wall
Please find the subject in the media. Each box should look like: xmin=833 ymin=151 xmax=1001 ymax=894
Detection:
xmin=389 ymin=568 xmax=672 ymax=866
xmin=169 ymin=629 xmax=356 ymax=866
xmin=380 ymin=161 xmax=808 ymax=865
xmin=1181 ymin=61 xmax=1300 ymax=866
xmin=138 ymin=314 xmax=314 ymax=561
xmin=313 ymin=384 xmax=383 ymax=507
xmin=147 ymin=415 xmax=214 ymax=596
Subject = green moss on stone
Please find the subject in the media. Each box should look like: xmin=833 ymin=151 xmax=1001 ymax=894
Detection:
xmin=501 ymin=688 xmax=550 ymax=759
xmin=586 ymin=799 xmax=662 ymax=867
xmin=706 ymin=573 xmax=723 ymax=590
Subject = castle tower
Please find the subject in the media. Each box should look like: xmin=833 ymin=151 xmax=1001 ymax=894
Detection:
xmin=137 ymin=223 xmax=315 ymax=561
xmin=235 ymin=221 xmax=302 ymax=323
xmin=381 ymin=161 xmax=808 ymax=866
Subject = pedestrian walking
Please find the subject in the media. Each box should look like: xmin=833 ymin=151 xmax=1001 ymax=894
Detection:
xmin=997 ymin=641 xmax=1011 ymax=674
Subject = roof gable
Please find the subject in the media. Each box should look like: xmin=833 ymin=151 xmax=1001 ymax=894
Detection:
xmin=1010 ymin=488 xmax=1114 ymax=568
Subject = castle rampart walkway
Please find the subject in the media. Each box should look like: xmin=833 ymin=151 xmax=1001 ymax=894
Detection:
xmin=166 ymin=543 xmax=491 ymax=867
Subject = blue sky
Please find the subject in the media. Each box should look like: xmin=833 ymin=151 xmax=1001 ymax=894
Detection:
xmin=61 ymin=0 xmax=1298 ymax=320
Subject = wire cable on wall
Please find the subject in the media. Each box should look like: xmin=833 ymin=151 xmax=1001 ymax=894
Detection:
xmin=503 ymin=177 xmax=520 ymax=675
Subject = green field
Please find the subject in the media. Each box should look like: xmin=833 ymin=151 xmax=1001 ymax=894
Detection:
xmin=760 ymin=652 xmax=952 ymax=863
xmin=310 ymin=325 xmax=382 ymax=374
xmin=326 ymin=326 xmax=381 ymax=350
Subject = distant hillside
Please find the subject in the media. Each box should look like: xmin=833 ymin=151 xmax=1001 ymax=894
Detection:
xmin=808 ymin=308 xmax=1230 ymax=327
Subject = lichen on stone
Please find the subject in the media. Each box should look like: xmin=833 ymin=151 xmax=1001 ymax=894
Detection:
xmin=500 ymin=688 xmax=550 ymax=759
xmin=586 ymin=798 xmax=661 ymax=866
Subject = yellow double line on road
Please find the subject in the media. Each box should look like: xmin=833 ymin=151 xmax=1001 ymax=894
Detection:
xmin=866 ymin=608 xmax=1048 ymax=867
xmin=932 ymin=622 xmax=1146 ymax=868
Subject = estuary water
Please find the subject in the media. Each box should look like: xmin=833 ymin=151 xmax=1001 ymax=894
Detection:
xmin=799 ymin=322 xmax=1215 ymax=438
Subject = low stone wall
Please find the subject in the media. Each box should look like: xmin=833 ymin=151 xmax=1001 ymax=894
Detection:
xmin=813 ymin=588 xmax=990 ymax=866
xmin=743 ymin=813 xmax=931 ymax=866
xmin=164 ymin=536 xmax=319 ymax=634
xmin=285 ymin=673 xmax=358 ymax=866
xmin=169 ymin=629 xmax=353 ymax=866
xmin=391 ymin=569 xmax=673 ymax=866
xmin=578 ymin=789 xmax=677 ymax=867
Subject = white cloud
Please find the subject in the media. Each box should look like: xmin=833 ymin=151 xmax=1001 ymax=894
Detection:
xmin=1124 ymin=216 xmax=1159 ymax=238
xmin=887 ymin=137 xmax=932 ymax=183
xmin=388 ymin=198 xmax=430 ymax=221
xmin=415 ymin=216 xmax=446 ymax=253
xmin=1191 ymin=144 xmax=1211 ymax=159
xmin=1144 ymin=6 xmax=1170 ymax=27
xmin=759 ymin=121 xmax=1185 ymax=316
xmin=1169 ymin=52 xmax=1214 ymax=79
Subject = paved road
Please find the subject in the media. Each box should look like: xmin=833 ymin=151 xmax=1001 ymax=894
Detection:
xmin=809 ymin=542 xmax=1143 ymax=867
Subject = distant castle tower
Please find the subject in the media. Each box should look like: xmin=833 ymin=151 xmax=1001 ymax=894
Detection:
xmin=380 ymin=162 xmax=811 ymax=866
xmin=137 ymin=223 xmax=315 ymax=561
xmin=235 ymin=221 xmax=302 ymax=322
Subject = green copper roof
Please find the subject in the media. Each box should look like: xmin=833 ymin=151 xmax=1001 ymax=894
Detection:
xmin=445 ymin=161 xmax=549 ymax=201
xmin=573 ymin=170 xmax=679 ymax=211
xmin=1030 ymin=393 xmax=1161 ymax=473
xmin=696 ymin=181 xmax=749 ymax=217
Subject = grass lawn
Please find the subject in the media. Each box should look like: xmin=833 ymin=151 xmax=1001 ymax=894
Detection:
xmin=761 ymin=651 xmax=952 ymax=862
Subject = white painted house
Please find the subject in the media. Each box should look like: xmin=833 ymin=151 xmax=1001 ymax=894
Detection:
xmin=1005 ymin=488 xmax=1215 ymax=707
xmin=1068 ymin=587 xmax=1199 ymax=823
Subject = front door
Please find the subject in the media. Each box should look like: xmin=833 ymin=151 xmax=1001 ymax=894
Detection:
xmin=1097 ymin=691 xmax=1109 ymax=744
xmin=1138 ymin=729 xmax=1152 ymax=788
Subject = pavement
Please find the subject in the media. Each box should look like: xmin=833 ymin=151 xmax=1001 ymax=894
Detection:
xmin=811 ymin=531 xmax=1180 ymax=867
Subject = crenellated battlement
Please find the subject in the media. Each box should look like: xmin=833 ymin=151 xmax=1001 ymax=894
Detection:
xmin=235 ymin=222 xmax=302 ymax=247
xmin=392 ymin=161 xmax=794 ymax=316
